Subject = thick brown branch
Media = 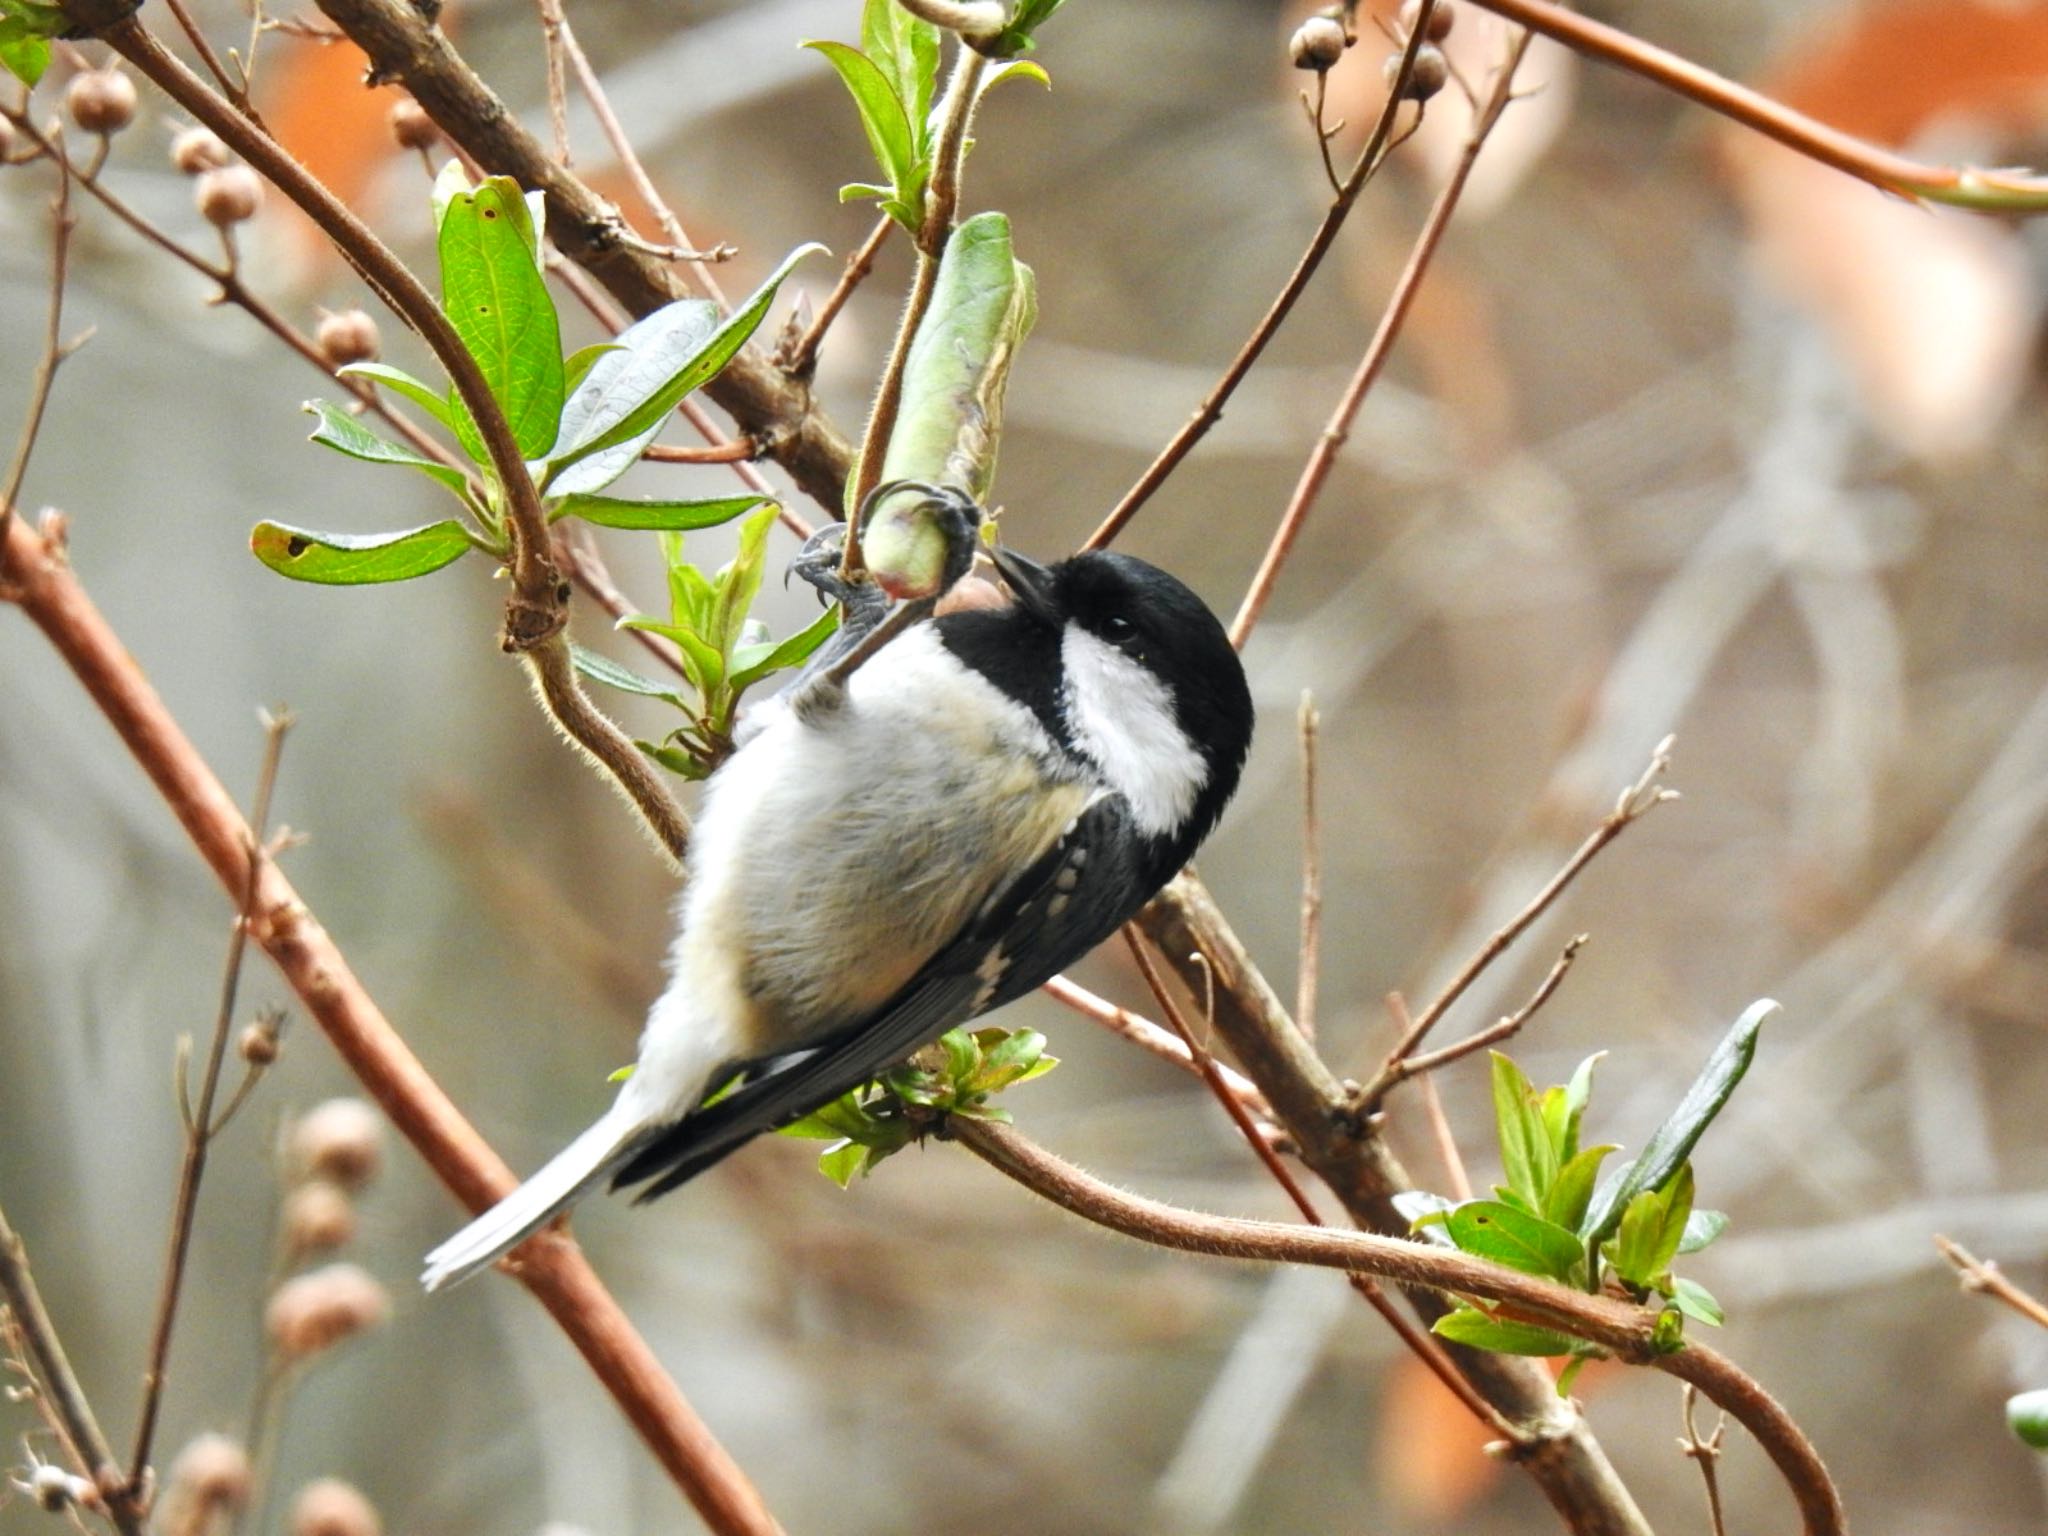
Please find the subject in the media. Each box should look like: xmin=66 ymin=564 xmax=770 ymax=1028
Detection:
xmin=0 ymin=513 xmax=780 ymax=1536
xmin=312 ymin=0 xmax=857 ymax=515
xmin=954 ymin=1117 xmax=1844 ymax=1536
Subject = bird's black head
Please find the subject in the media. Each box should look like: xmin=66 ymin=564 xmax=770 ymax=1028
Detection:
xmin=965 ymin=547 xmax=1254 ymax=868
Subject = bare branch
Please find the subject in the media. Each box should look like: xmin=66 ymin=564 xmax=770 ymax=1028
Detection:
xmin=780 ymin=214 xmax=893 ymax=378
xmin=1679 ymin=1384 xmax=1730 ymax=1536
xmin=3 ymin=137 xmax=82 ymax=521
xmin=1363 ymin=935 xmax=1587 ymax=1104
xmin=1935 ymin=1235 xmax=2048 ymax=1331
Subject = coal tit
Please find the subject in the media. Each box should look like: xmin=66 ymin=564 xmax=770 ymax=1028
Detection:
xmin=422 ymin=539 xmax=1253 ymax=1290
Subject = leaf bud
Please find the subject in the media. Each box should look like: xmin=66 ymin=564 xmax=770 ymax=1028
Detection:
xmin=1384 ymin=43 xmax=1449 ymax=101
xmin=316 ymin=308 xmax=381 ymax=369
xmin=238 ymin=1015 xmax=281 ymax=1066
xmin=196 ymin=164 xmax=264 ymax=227
xmin=265 ymin=1264 xmax=389 ymax=1361
xmin=282 ymin=1180 xmax=358 ymax=1258
xmin=170 ymin=125 xmax=230 ymax=175
xmin=65 ymin=69 xmax=139 ymax=136
xmin=387 ymin=96 xmax=438 ymax=152
xmin=158 ymin=1434 xmax=252 ymax=1536
xmin=289 ymin=1479 xmax=383 ymax=1536
xmin=289 ymin=1097 xmax=383 ymax=1189
xmin=2010 ymin=1389 xmax=2048 ymax=1450
xmin=1290 ymin=15 xmax=1346 ymax=71
xmin=1399 ymin=0 xmax=1456 ymax=42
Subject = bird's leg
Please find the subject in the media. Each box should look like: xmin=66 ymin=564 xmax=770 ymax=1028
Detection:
xmin=783 ymin=525 xmax=898 ymax=721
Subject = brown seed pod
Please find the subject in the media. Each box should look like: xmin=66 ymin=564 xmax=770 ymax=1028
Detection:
xmin=387 ymin=96 xmax=438 ymax=153
xmin=171 ymin=125 xmax=230 ymax=176
xmin=316 ymin=309 xmax=381 ymax=369
xmin=238 ymin=1015 xmax=281 ymax=1066
xmin=1399 ymin=0 xmax=1456 ymax=42
xmin=1290 ymin=14 xmax=1346 ymax=71
xmin=196 ymin=165 xmax=264 ymax=228
xmin=289 ymin=1097 xmax=383 ymax=1189
xmin=282 ymin=1180 xmax=358 ymax=1257
xmin=65 ymin=69 xmax=139 ymax=136
xmin=157 ymin=1433 xmax=252 ymax=1536
xmin=1383 ymin=43 xmax=1449 ymax=102
xmin=265 ymin=1263 xmax=390 ymax=1361
xmin=290 ymin=1479 xmax=383 ymax=1536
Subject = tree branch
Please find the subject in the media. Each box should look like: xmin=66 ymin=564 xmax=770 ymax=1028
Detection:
xmin=0 ymin=512 xmax=780 ymax=1536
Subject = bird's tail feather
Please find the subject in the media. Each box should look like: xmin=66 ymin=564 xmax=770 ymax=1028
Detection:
xmin=420 ymin=1104 xmax=658 ymax=1292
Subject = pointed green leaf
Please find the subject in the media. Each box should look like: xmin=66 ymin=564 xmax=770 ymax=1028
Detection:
xmin=552 ymin=492 xmax=769 ymax=531
xmin=986 ymin=0 xmax=1067 ymax=57
xmin=438 ymin=174 xmax=565 ymax=459
xmin=975 ymin=1028 xmax=1049 ymax=1091
xmin=1677 ymin=1209 xmax=1729 ymax=1255
xmin=1392 ymin=1190 xmax=1460 ymax=1247
xmin=711 ymin=505 xmax=778 ymax=660
xmin=981 ymin=58 xmax=1051 ymax=93
xmin=1432 ymin=1308 xmax=1576 ymax=1358
xmin=1545 ymin=1143 xmax=1615 ymax=1234
xmin=729 ymin=605 xmax=841 ymax=694
xmin=863 ymin=0 xmax=940 ymax=142
xmin=1491 ymin=1052 xmax=1557 ymax=1211
xmin=302 ymin=399 xmax=469 ymax=493
xmin=547 ymin=299 xmax=718 ymax=495
xmin=569 ymin=642 xmax=690 ymax=709
xmin=635 ymin=738 xmax=707 ymax=779
xmin=250 ymin=519 xmax=473 ymax=584
xmin=661 ymin=536 xmax=719 ymax=633
xmin=338 ymin=362 xmax=461 ymax=433
xmin=430 ymin=158 xmax=472 ymax=228
xmin=1444 ymin=1200 xmax=1585 ymax=1282
xmin=563 ymin=342 xmax=622 ymax=395
xmin=0 ymin=27 xmax=51 ymax=87
xmin=804 ymin=39 xmax=918 ymax=200
xmin=1583 ymin=1000 xmax=1775 ymax=1245
xmin=1557 ymin=1051 xmax=1604 ymax=1161
xmin=1670 ymin=1277 xmax=1723 ymax=1327
xmin=817 ymin=1140 xmax=870 ymax=1187
xmin=941 ymin=1026 xmax=980 ymax=1085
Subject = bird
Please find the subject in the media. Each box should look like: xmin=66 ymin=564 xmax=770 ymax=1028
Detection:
xmin=421 ymin=536 xmax=1254 ymax=1290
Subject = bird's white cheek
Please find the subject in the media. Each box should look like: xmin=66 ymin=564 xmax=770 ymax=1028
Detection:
xmin=1060 ymin=626 xmax=1204 ymax=838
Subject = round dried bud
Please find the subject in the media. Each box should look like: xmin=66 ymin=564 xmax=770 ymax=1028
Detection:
xmin=289 ymin=1479 xmax=382 ymax=1536
xmin=265 ymin=1264 xmax=389 ymax=1361
xmin=1289 ymin=14 xmax=1346 ymax=71
xmin=282 ymin=1180 xmax=357 ymax=1257
xmin=65 ymin=70 xmax=139 ymax=136
xmin=196 ymin=165 xmax=264 ymax=227
xmin=387 ymin=96 xmax=438 ymax=152
xmin=316 ymin=309 xmax=381 ymax=368
xmin=238 ymin=1018 xmax=280 ymax=1066
xmin=290 ymin=1098 xmax=383 ymax=1189
xmin=160 ymin=1433 xmax=253 ymax=1533
xmin=170 ymin=125 xmax=230 ymax=175
xmin=1399 ymin=0 xmax=1456 ymax=42
xmin=1383 ymin=43 xmax=1449 ymax=101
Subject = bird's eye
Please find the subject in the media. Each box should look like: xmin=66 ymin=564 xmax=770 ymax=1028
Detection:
xmin=1101 ymin=615 xmax=1135 ymax=641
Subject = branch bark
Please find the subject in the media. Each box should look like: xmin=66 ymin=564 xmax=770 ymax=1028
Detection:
xmin=0 ymin=512 xmax=782 ymax=1536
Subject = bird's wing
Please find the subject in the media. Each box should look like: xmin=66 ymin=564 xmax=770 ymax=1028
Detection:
xmin=612 ymin=796 xmax=1151 ymax=1200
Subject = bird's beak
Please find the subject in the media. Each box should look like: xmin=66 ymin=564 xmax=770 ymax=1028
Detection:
xmin=990 ymin=546 xmax=1058 ymax=624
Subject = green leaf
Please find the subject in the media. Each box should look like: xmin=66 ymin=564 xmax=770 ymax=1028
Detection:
xmin=780 ymin=1091 xmax=882 ymax=1142
xmin=437 ymin=175 xmax=565 ymax=460
xmin=551 ymin=245 xmax=822 ymax=482
xmin=729 ymin=605 xmax=840 ymax=694
xmin=1555 ymin=1354 xmax=1592 ymax=1397
xmin=0 ymin=28 xmax=49 ymax=86
xmin=862 ymin=0 xmax=940 ymax=145
xmin=804 ymin=39 xmax=919 ymax=210
xmin=817 ymin=1140 xmax=871 ymax=1187
xmin=1544 ymin=1144 xmax=1615 ymax=1235
xmin=1670 ymin=1277 xmax=1723 ymax=1327
xmin=563 ymin=342 xmax=621 ymax=395
xmin=1677 ymin=1209 xmax=1729 ymax=1255
xmin=662 ymin=535 xmax=718 ymax=632
xmin=1651 ymin=1305 xmax=1687 ymax=1353
xmin=302 ymin=400 xmax=470 ymax=494
xmin=1611 ymin=1162 xmax=1691 ymax=1290
xmin=876 ymin=210 xmax=1036 ymax=507
xmin=337 ymin=362 xmax=460 ymax=433
xmin=1443 ymin=1200 xmax=1585 ymax=1282
xmin=1490 ymin=1052 xmax=1557 ymax=1212
xmin=548 ymin=299 xmax=718 ymax=495
xmin=973 ymin=1028 xmax=1051 ymax=1092
xmin=986 ymin=0 xmax=1067 ymax=57
xmin=569 ymin=642 xmax=690 ymax=709
xmin=636 ymin=738 xmax=708 ymax=779
xmin=552 ymin=492 xmax=769 ymax=531
xmin=2007 ymin=1389 xmax=2048 ymax=1450
xmin=980 ymin=58 xmax=1051 ymax=94
xmin=710 ymin=504 xmax=778 ymax=660
xmin=1391 ymin=1190 xmax=1460 ymax=1247
xmin=430 ymin=158 xmax=472 ymax=228
xmin=1432 ymin=1308 xmax=1576 ymax=1358
xmin=1583 ymin=1000 xmax=1775 ymax=1245
xmin=621 ymin=616 xmax=726 ymax=699
xmin=250 ymin=519 xmax=474 ymax=584
xmin=940 ymin=1026 xmax=980 ymax=1085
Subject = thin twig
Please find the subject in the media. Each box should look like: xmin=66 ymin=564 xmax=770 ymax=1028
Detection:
xmin=557 ymin=12 xmax=727 ymax=306
xmin=1364 ymin=935 xmax=1586 ymax=1103
xmin=1121 ymin=930 xmax=1514 ymax=1436
xmin=953 ymin=1117 xmax=1846 ymax=1536
xmin=0 ymin=513 xmax=782 ymax=1536
xmin=533 ymin=0 xmax=570 ymax=163
xmin=642 ymin=439 xmax=759 ymax=465
xmin=1038 ymin=974 xmax=1275 ymax=1125
xmin=127 ymin=713 xmax=292 ymax=1495
xmin=842 ymin=42 xmax=986 ymax=576
xmin=1382 ymin=737 xmax=1675 ymax=1071
xmin=155 ymin=0 xmax=243 ymax=105
xmin=780 ymin=213 xmax=892 ymax=377
xmin=1679 ymin=1384 xmax=1730 ymax=1536
xmin=1083 ymin=1 xmax=1445 ymax=552
xmin=0 ymin=1205 xmax=142 ymax=1535
xmin=1230 ymin=24 xmax=1530 ymax=646
xmin=3 ymin=136 xmax=82 ymax=522
xmin=1935 ymin=1236 xmax=2048 ymax=1331
xmin=1466 ymin=0 xmax=2048 ymax=211
xmin=1414 ymin=1060 xmax=1474 ymax=1202
xmin=1296 ymin=692 xmax=1322 ymax=1042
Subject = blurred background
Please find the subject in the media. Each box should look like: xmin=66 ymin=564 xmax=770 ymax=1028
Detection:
xmin=7 ymin=0 xmax=2048 ymax=1531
